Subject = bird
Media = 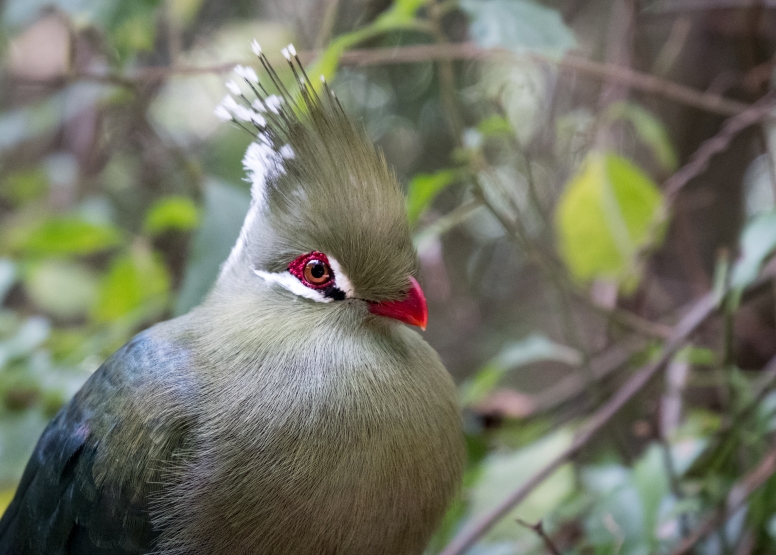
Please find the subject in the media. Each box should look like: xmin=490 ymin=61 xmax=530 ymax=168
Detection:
xmin=0 ymin=42 xmax=465 ymax=555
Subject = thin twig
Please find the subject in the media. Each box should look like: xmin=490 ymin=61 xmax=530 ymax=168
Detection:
xmin=470 ymin=167 xmax=604 ymax=401
xmin=531 ymin=334 xmax=646 ymax=414
xmin=664 ymin=90 xmax=776 ymax=199
xmin=578 ymin=295 xmax=674 ymax=339
xmin=341 ymin=45 xmax=751 ymax=117
xmin=438 ymin=291 xmax=719 ymax=555
xmin=10 ymin=44 xmax=751 ymax=117
xmin=516 ymin=519 xmax=563 ymax=555
xmin=666 ymin=446 xmax=776 ymax=555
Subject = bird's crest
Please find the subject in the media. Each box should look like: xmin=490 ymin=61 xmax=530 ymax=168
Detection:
xmin=214 ymin=41 xmax=347 ymax=207
xmin=215 ymin=42 xmax=417 ymax=302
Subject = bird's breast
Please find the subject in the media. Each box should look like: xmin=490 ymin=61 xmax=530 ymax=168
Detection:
xmin=154 ymin=325 xmax=464 ymax=555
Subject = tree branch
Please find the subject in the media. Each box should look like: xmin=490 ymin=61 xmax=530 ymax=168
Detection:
xmin=438 ymin=291 xmax=719 ymax=555
xmin=664 ymin=90 xmax=776 ymax=199
xmin=10 ymin=43 xmax=751 ymax=117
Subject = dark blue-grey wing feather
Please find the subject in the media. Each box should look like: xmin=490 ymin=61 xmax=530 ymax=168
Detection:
xmin=0 ymin=327 xmax=195 ymax=555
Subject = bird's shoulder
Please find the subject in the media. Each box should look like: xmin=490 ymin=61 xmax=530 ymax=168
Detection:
xmin=0 ymin=319 xmax=200 ymax=555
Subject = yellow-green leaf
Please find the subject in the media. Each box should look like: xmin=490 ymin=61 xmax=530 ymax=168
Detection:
xmin=15 ymin=218 xmax=122 ymax=256
xmin=143 ymin=196 xmax=200 ymax=235
xmin=92 ymin=246 xmax=170 ymax=323
xmin=555 ymin=152 xmax=665 ymax=290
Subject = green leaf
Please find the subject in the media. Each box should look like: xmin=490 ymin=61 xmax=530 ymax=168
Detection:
xmin=605 ymin=102 xmax=678 ymax=171
xmin=460 ymin=334 xmax=580 ymax=405
xmin=460 ymin=362 xmax=506 ymax=407
xmin=730 ymin=210 xmax=776 ymax=301
xmin=632 ymin=444 xmax=670 ymax=548
xmin=306 ymin=37 xmax=350 ymax=88
xmin=460 ymin=0 xmax=577 ymax=58
xmin=111 ymin=11 xmax=157 ymax=57
xmin=674 ymin=345 xmax=717 ymax=366
xmin=582 ymin=465 xmax=646 ymax=547
xmin=374 ymin=0 xmax=429 ymax=27
xmin=0 ymin=168 xmax=48 ymax=206
xmin=167 ymin=0 xmax=206 ymax=24
xmin=468 ymin=429 xmax=575 ymax=543
xmin=476 ymin=115 xmax=513 ymax=137
xmin=494 ymin=334 xmax=582 ymax=369
xmin=0 ymin=99 xmax=62 ymax=153
xmin=174 ymin=180 xmax=250 ymax=315
xmin=92 ymin=246 xmax=170 ymax=323
xmin=307 ymin=2 xmax=427 ymax=82
xmin=0 ymin=317 xmax=50 ymax=369
xmin=406 ymin=169 xmax=459 ymax=225
xmin=143 ymin=196 xmax=200 ymax=235
xmin=15 ymin=218 xmax=122 ymax=256
xmin=555 ymin=152 xmax=666 ymax=290
xmin=391 ymin=0 xmax=429 ymax=18
xmin=0 ymin=409 xmax=50 ymax=486
xmin=24 ymin=260 xmax=99 ymax=320
xmin=743 ymin=154 xmax=776 ymax=217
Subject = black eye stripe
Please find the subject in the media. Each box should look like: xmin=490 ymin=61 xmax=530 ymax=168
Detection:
xmin=323 ymin=287 xmax=346 ymax=301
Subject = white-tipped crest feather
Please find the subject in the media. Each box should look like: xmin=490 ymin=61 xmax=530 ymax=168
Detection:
xmin=225 ymin=80 xmax=241 ymax=96
xmin=234 ymin=64 xmax=259 ymax=84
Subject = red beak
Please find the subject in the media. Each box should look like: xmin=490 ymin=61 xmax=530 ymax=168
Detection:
xmin=368 ymin=276 xmax=428 ymax=330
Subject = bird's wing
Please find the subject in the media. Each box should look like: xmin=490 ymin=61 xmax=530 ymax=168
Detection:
xmin=0 ymin=326 xmax=197 ymax=555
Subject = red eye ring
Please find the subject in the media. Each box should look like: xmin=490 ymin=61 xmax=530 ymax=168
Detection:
xmin=288 ymin=251 xmax=335 ymax=289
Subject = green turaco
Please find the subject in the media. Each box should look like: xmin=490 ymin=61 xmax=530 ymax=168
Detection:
xmin=0 ymin=42 xmax=465 ymax=555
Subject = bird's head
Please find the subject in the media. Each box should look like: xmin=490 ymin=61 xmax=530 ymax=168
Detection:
xmin=214 ymin=43 xmax=427 ymax=330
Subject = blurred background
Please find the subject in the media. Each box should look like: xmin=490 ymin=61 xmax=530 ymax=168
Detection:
xmin=1 ymin=0 xmax=776 ymax=553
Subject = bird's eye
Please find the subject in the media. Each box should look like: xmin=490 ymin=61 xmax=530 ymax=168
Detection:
xmin=303 ymin=260 xmax=331 ymax=286
xmin=287 ymin=251 xmax=336 ymax=290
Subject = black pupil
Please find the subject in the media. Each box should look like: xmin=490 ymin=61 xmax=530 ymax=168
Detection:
xmin=310 ymin=262 xmax=326 ymax=279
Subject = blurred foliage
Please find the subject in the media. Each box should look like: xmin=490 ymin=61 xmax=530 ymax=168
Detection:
xmin=555 ymin=151 xmax=665 ymax=291
xmin=1 ymin=0 xmax=776 ymax=553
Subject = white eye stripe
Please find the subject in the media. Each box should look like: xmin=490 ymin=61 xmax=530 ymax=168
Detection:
xmin=254 ymin=254 xmax=355 ymax=303
xmin=327 ymin=257 xmax=355 ymax=298
xmin=253 ymin=270 xmax=332 ymax=303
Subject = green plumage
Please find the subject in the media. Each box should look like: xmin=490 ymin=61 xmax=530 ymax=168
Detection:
xmin=0 ymin=46 xmax=464 ymax=555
